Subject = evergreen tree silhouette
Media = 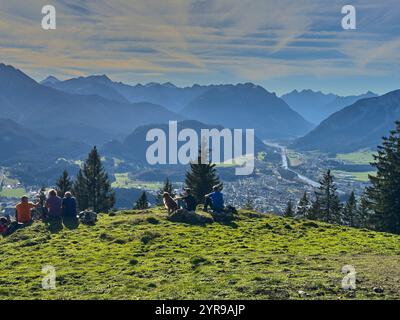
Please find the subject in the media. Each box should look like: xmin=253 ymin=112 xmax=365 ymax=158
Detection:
xmin=185 ymin=145 xmax=221 ymax=204
xmin=284 ymin=201 xmax=294 ymax=218
xmin=367 ymin=121 xmax=400 ymax=234
xmin=73 ymin=146 xmax=115 ymax=212
xmin=56 ymin=170 xmax=73 ymax=198
xmin=135 ymin=191 xmax=149 ymax=210
xmin=313 ymin=170 xmax=342 ymax=224
xmin=342 ymin=191 xmax=357 ymax=227
xmin=296 ymin=192 xmax=310 ymax=219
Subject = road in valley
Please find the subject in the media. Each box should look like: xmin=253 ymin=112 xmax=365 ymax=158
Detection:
xmin=264 ymin=142 xmax=320 ymax=188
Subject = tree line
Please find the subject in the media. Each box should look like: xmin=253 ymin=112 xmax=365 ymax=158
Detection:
xmin=285 ymin=121 xmax=400 ymax=234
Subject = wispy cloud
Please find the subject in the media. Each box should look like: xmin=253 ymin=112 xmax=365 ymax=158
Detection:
xmin=0 ymin=0 xmax=399 ymax=94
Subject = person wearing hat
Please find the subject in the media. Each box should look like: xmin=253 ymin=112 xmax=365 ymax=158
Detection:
xmin=204 ymin=185 xmax=224 ymax=213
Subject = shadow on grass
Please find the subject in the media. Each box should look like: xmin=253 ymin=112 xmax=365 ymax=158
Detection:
xmin=45 ymin=217 xmax=63 ymax=233
xmin=217 ymin=220 xmax=238 ymax=229
xmin=45 ymin=216 xmax=80 ymax=233
xmin=62 ymin=216 xmax=79 ymax=230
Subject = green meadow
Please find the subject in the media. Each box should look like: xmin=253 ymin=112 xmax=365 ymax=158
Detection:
xmin=1 ymin=208 xmax=399 ymax=300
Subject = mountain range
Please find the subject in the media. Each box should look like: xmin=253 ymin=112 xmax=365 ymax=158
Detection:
xmin=181 ymin=83 xmax=313 ymax=139
xmin=43 ymin=74 xmax=313 ymax=139
xmin=42 ymin=75 xmax=130 ymax=103
xmin=0 ymin=63 xmax=181 ymax=145
xmin=43 ymin=75 xmax=209 ymax=112
xmin=293 ymin=90 xmax=400 ymax=153
xmin=2 ymin=62 xmax=399 ymax=161
xmin=0 ymin=118 xmax=87 ymax=164
xmin=281 ymin=89 xmax=377 ymax=124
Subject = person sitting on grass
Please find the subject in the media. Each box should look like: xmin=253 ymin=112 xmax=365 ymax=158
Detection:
xmin=176 ymin=188 xmax=197 ymax=212
xmin=45 ymin=189 xmax=62 ymax=218
xmin=203 ymin=185 xmax=224 ymax=213
xmin=62 ymin=192 xmax=77 ymax=218
xmin=15 ymin=196 xmax=38 ymax=225
xmin=0 ymin=216 xmax=10 ymax=236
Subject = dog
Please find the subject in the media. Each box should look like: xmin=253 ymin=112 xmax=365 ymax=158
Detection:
xmin=163 ymin=192 xmax=178 ymax=214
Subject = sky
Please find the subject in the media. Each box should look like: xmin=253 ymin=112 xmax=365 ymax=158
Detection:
xmin=0 ymin=0 xmax=399 ymax=96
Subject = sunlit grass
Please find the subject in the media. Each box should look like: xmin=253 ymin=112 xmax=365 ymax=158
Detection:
xmin=1 ymin=208 xmax=400 ymax=300
xmin=112 ymin=173 xmax=162 ymax=190
xmin=0 ymin=188 xmax=26 ymax=198
xmin=336 ymin=150 xmax=376 ymax=165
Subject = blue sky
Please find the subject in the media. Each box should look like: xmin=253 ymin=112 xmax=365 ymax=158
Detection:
xmin=0 ymin=0 xmax=399 ymax=96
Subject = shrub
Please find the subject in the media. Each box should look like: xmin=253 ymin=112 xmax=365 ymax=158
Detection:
xmin=140 ymin=231 xmax=161 ymax=244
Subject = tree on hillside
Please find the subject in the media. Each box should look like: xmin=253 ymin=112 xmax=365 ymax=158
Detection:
xmin=36 ymin=186 xmax=48 ymax=218
xmin=367 ymin=121 xmax=400 ymax=234
xmin=38 ymin=186 xmax=47 ymax=207
xmin=342 ymin=191 xmax=358 ymax=227
xmin=358 ymin=195 xmax=373 ymax=229
xmin=307 ymin=196 xmax=321 ymax=221
xmin=135 ymin=191 xmax=149 ymax=210
xmin=185 ymin=147 xmax=221 ymax=204
xmin=283 ymin=201 xmax=294 ymax=218
xmin=296 ymin=192 xmax=310 ymax=219
xmin=73 ymin=146 xmax=115 ymax=213
xmin=313 ymin=170 xmax=342 ymax=224
xmin=56 ymin=170 xmax=73 ymax=198
xmin=157 ymin=178 xmax=174 ymax=205
xmin=243 ymin=197 xmax=255 ymax=210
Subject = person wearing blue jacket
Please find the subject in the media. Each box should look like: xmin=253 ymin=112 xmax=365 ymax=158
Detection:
xmin=62 ymin=192 xmax=77 ymax=217
xmin=203 ymin=185 xmax=224 ymax=213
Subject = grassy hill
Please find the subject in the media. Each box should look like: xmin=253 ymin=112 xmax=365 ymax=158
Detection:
xmin=1 ymin=208 xmax=400 ymax=300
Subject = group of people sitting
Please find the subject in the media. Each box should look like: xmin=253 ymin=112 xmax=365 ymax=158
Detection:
xmin=1 ymin=185 xmax=228 ymax=236
xmin=0 ymin=189 xmax=77 ymax=236
xmin=162 ymin=185 xmax=225 ymax=214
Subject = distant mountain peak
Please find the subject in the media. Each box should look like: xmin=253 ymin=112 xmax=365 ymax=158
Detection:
xmin=0 ymin=63 xmax=38 ymax=87
xmin=0 ymin=63 xmax=23 ymax=75
xmin=82 ymin=74 xmax=112 ymax=83
xmin=162 ymin=82 xmax=177 ymax=88
xmin=292 ymin=89 xmax=400 ymax=153
xmin=40 ymin=75 xmax=60 ymax=85
xmin=145 ymin=82 xmax=160 ymax=87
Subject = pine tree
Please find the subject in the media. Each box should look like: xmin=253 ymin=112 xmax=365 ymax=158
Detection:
xmin=358 ymin=195 xmax=373 ymax=229
xmin=243 ymin=197 xmax=255 ymax=210
xmin=284 ymin=201 xmax=294 ymax=218
xmin=366 ymin=121 xmax=400 ymax=234
xmin=296 ymin=192 xmax=310 ymax=219
xmin=38 ymin=186 xmax=47 ymax=207
xmin=308 ymin=196 xmax=321 ymax=221
xmin=73 ymin=146 xmax=115 ymax=212
xmin=56 ymin=170 xmax=73 ymax=198
xmin=185 ymin=147 xmax=221 ymax=204
xmin=157 ymin=178 xmax=174 ymax=205
xmin=342 ymin=191 xmax=358 ymax=227
xmin=135 ymin=191 xmax=149 ymax=210
xmin=73 ymin=170 xmax=88 ymax=211
xmin=35 ymin=186 xmax=48 ymax=219
xmin=313 ymin=170 xmax=342 ymax=224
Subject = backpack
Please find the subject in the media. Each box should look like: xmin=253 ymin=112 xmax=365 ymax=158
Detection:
xmin=78 ymin=211 xmax=97 ymax=225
